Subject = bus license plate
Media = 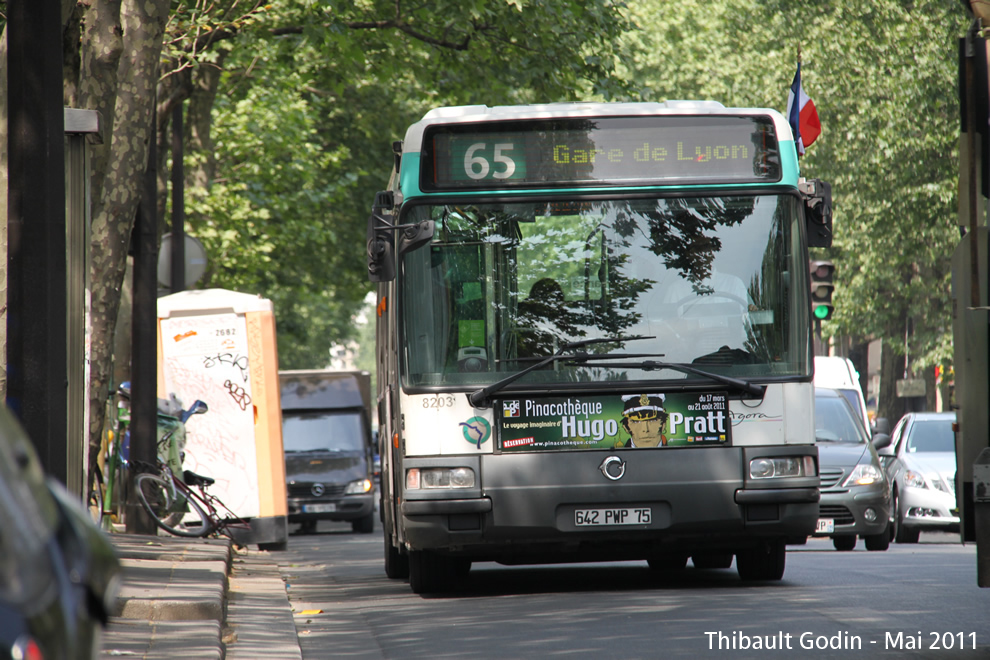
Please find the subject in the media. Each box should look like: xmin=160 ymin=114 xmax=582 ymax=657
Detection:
xmin=303 ymin=503 xmax=337 ymax=513
xmin=575 ymin=508 xmax=651 ymax=526
xmin=816 ymin=518 xmax=834 ymax=534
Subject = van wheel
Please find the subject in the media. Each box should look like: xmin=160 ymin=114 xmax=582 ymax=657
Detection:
xmin=384 ymin=531 xmax=409 ymax=580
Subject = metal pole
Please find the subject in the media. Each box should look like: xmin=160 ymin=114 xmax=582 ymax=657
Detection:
xmin=126 ymin=107 xmax=159 ymax=534
xmin=6 ymin=0 xmax=68 ymax=481
xmin=171 ymin=102 xmax=186 ymax=293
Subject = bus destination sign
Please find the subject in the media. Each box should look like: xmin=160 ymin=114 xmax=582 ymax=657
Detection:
xmin=422 ymin=116 xmax=780 ymax=191
xmin=497 ymin=391 xmax=731 ymax=453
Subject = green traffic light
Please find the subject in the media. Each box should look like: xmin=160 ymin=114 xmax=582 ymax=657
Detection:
xmin=813 ymin=304 xmax=832 ymax=320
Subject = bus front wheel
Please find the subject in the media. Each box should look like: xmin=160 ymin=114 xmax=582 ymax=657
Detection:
xmin=384 ymin=531 xmax=409 ymax=580
xmin=736 ymin=541 xmax=785 ymax=581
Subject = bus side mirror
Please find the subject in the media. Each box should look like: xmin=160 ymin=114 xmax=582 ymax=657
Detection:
xmin=367 ymin=191 xmax=396 ymax=282
xmin=367 ymin=211 xmax=395 ymax=283
xmin=801 ymin=178 xmax=832 ymax=248
xmin=366 ymin=194 xmax=435 ymax=282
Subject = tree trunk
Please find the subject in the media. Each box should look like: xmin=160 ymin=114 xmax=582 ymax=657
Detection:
xmin=877 ymin=337 xmax=907 ymax=429
xmin=85 ymin=0 xmax=170 ymax=491
xmin=186 ymin=50 xmax=227 ymax=192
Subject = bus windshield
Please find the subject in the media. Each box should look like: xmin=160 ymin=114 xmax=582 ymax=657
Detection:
xmin=400 ymin=194 xmax=810 ymax=389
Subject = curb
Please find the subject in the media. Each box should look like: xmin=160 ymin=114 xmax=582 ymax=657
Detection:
xmin=225 ymin=548 xmax=303 ymax=660
xmin=101 ymin=534 xmax=232 ymax=659
xmin=100 ymin=533 xmax=302 ymax=660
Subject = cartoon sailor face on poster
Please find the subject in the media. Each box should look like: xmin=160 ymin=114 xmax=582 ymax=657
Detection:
xmin=621 ymin=393 xmax=669 ymax=447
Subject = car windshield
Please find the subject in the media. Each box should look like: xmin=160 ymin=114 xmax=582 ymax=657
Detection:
xmin=835 ymin=388 xmax=860 ymax=414
xmin=400 ymin=194 xmax=811 ymax=389
xmin=282 ymin=411 xmax=365 ymax=452
xmin=906 ymin=419 xmax=955 ymax=453
xmin=814 ymin=394 xmax=868 ymax=444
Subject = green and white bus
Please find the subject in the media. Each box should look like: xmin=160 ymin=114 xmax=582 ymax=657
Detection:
xmin=367 ymin=102 xmax=831 ymax=592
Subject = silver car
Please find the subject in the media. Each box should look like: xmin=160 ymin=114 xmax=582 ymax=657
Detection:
xmin=875 ymin=412 xmax=958 ymax=543
xmin=812 ymin=388 xmax=891 ymax=551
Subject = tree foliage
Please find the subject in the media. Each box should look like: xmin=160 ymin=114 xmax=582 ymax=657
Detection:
xmin=178 ymin=0 xmax=632 ymax=368
xmin=0 ymin=0 xmax=966 ymax=478
xmin=616 ymin=0 xmax=964 ymax=419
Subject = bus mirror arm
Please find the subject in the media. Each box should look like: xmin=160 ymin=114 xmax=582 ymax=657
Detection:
xmin=398 ymin=220 xmax=435 ymax=255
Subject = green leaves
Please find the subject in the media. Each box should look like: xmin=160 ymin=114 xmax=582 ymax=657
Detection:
xmin=178 ymin=0 xmax=631 ymax=368
xmin=617 ymin=0 xmax=963 ymax=376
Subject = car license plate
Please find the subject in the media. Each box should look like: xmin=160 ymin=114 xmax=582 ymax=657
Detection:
xmin=575 ymin=508 xmax=651 ymax=526
xmin=303 ymin=503 xmax=337 ymax=513
xmin=816 ymin=518 xmax=834 ymax=534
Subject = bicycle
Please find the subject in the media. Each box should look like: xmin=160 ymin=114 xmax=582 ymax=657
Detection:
xmin=133 ymin=397 xmax=252 ymax=540
xmin=88 ymin=382 xmax=132 ymax=528
xmin=134 ymin=461 xmax=251 ymax=540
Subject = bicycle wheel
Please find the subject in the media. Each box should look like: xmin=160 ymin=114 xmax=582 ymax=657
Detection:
xmin=135 ymin=473 xmax=214 ymax=537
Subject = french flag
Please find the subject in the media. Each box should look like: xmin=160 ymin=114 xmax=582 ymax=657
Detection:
xmin=786 ymin=62 xmax=821 ymax=156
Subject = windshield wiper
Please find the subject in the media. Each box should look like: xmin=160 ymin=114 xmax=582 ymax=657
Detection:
xmin=467 ymin=335 xmax=655 ymax=408
xmin=570 ymin=359 xmax=766 ymax=399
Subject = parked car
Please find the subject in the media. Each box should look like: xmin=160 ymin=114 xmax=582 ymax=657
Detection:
xmin=812 ymin=388 xmax=891 ymax=551
xmin=874 ymin=411 xmax=958 ymax=543
xmin=0 ymin=406 xmax=120 ymax=660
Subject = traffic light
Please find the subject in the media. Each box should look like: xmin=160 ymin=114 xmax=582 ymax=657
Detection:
xmin=809 ymin=260 xmax=835 ymax=321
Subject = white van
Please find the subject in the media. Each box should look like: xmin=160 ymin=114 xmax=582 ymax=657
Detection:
xmin=814 ymin=356 xmax=870 ymax=431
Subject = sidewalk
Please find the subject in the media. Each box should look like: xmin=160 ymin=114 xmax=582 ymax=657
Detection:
xmin=100 ymin=533 xmax=302 ymax=659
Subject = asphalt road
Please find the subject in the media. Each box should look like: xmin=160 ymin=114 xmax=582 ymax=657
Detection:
xmin=275 ymin=524 xmax=990 ymax=660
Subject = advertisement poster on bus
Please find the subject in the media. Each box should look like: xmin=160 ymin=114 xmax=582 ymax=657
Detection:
xmin=497 ymin=392 xmax=730 ymax=452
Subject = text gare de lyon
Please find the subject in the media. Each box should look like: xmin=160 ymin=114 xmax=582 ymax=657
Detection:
xmin=551 ymin=140 xmax=751 ymax=165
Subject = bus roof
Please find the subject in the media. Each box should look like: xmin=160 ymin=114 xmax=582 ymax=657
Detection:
xmin=403 ymin=101 xmax=795 ymax=153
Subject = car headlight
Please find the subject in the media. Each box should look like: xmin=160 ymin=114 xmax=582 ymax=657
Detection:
xmin=932 ymin=478 xmax=951 ymax=494
xmin=406 ymin=467 xmax=476 ymax=490
xmin=344 ymin=478 xmax=373 ymax=495
xmin=842 ymin=463 xmax=883 ymax=487
xmin=749 ymin=456 xmax=816 ymax=479
xmin=904 ymin=469 xmax=928 ymax=489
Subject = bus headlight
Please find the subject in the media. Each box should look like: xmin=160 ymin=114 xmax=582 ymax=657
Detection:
xmin=406 ymin=467 xmax=476 ymax=490
xmin=749 ymin=456 xmax=816 ymax=480
xmin=345 ymin=478 xmax=374 ymax=495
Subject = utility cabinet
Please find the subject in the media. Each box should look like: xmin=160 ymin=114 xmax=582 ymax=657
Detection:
xmin=157 ymin=288 xmax=287 ymax=548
